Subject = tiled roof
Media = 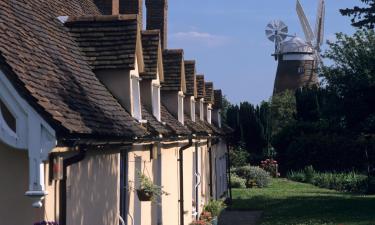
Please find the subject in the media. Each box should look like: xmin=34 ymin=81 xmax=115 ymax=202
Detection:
xmin=141 ymin=105 xmax=171 ymax=136
xmin=161 ymin=49 xmax=186 ymax=92
xmin=161 ymin=104 xmax=191 ymax=136
xmin=184 ymin=60 xmax=197 ymax=97
xmin=65 ymin=15 xmax=143 ymax=71
xmin=196 ymin=75 xmax=206 ymax=99
xmin=213 ymin=89 xmax=223 ymax=109
xmin=141 ymin=30 xmax=163 ymax=81
xmin=0 ymin=0 xmax=147 ymax=138
xmin=205 ymin=82 xmax=214 ymax=104
xmin=184 ymin=114 xmax=208 ymax=135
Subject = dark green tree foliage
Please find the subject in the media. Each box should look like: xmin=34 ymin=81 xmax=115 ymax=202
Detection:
xmin=340 ymin=0 xmax=375 ymax=29
xmin=226 ymin=104 xmax=241 ymax=145
xmin=295 ymin=87 xmax=320 ymax=122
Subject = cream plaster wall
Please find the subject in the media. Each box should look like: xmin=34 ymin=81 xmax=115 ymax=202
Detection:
xmin=66 ymin=151 xmax=120 ymax=225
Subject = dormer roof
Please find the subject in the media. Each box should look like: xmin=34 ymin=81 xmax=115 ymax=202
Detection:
xmin=141 ymin=30 xmax=164 ymax=81
xmin=204 ymin=82 xmax=214 ymax=104
xmin=0 ymin=0 xmax=148 ymax=139
xmin=65 ymin=15 xmax=144 ymax=72
xmin=162 ymin=49 xmax=186 ymax=93
xmin=184 ymin=60 xmax=197 ymax=98
xmin=196 ymin=75 xmax=206 ymax=99
xmin=161 ymin=104 xmax=191 ymax=136
xmin=213 ymin=90 xmax=223 ymax=109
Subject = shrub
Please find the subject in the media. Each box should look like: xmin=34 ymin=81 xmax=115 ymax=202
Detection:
xmin=229 ymin=146 xmax=250 ymax=168
xmin=304 ymin=165 xmax=315 ymax=183
xmin=204 ymin=200 xmax=226 ymax=217
xmin=287 ymin=171 xmax=306 ymax=182
xmin=230 ymin=173 xmax=246 ymax=188
xmin=260 ymin=159 xmax=280 ymax=177
xmin=234 ymin=166 xmax=271 ymax=188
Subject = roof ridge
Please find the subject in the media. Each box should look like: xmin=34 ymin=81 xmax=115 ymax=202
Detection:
xmin=66 ymin=14 xmax=138 ymax=23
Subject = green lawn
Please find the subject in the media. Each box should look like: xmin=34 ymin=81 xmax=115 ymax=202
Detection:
xmin=231 ymin=179 xmax=375 ymax=225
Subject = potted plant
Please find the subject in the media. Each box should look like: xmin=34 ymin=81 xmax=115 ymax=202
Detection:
xmin=34 ymin=221 xmax=58 ymax=225
xmin=203 ymin=200 xmax=225 ymax=225
xmin=136 ymin=171 xmax=168 ymax=202
xmin=189 ymin=220 xmax=210 ymax=225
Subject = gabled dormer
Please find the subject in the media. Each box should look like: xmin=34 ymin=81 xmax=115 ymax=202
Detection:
xmin=204 ymin=82 xmax=214 ymax=124
xmin=196 ymin=75 xmax=206 ymax=121
xmin=66 ymin=15 xmax=145 ymax=122
xmin=140 ymin=30 xmax=164 ymax=122
xmin=213 ymin=89 xmax=223 ymax=128
xmin=161 ymin=49 xmax=186 ymax=124
xmin=184 ymin=60 xmax=197 ymax=122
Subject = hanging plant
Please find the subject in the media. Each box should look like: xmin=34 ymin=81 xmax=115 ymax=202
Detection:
xmin=136 ymin=171 xmax=168 ymax=202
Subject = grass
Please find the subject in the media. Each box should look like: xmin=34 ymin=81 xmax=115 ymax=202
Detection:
xmin=231 ymin=179 xmax=375 ymax=225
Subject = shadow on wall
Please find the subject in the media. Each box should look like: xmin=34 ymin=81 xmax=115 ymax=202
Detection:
xmin=67 ymin=151 xmax=119 ymax=225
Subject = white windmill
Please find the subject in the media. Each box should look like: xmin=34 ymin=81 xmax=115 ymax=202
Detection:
xmin=265 ymin=0 xmax=325 ymax=94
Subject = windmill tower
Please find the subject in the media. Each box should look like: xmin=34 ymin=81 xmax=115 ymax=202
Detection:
xmin=266 ymin=0 xmax=325 ymax=94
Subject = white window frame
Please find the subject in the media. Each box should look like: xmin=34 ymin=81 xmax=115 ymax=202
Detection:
xmin=131 ymin=74 xmax=142 ymax=121
xmin=207 ymin=104 xmax=212 ymax=124
xmin=178 ymin=91 xmax=184 ymax=124
xmin=199 ymin=99 xmax=204 ymax=121
xmin=191 ymin=97 xmax=196 ymax=122
xmin=152 ymin=83 xmax=161 ymax=121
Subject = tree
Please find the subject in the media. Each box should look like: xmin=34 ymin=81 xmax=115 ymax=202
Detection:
xmin=322 ymin=30 xmax=375 ymax=132
xmin=270 ymin=90 xmax=297 ymax=135
xmin=340 ymin=0 xmax=375 ymax=29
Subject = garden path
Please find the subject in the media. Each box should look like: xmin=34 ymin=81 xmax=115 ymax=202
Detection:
xmin=219 ymin=210 xmax=262 ymax=225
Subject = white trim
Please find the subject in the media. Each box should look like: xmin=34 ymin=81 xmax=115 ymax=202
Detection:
xmin=178 ymin=91 xmax=184 ymax=125
xmin=0 ymin=70 xmax=56 ymax=208
xmin=282 ymin=54 xmax=314 ymax=61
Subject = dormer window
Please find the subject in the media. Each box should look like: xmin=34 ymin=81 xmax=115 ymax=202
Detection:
xmin=152 ymin=82 xmax=161 ymax=121
xmin=190 ymin=97 xmax=196 ymax=122
xmin=131 ymin=74 xmax=142 ymax=121
xmin=178 ymin=91 xmax=184 ymax=124
xmin=199 ymin=99 xmax=204 ymax=121
xmin=207 ymin=104 xmax=212 ymax=124
xmin=0 ymin=98 xmax=16 ymax=134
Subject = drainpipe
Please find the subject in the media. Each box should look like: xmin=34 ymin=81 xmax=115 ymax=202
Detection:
xmin=60 ymin=147 xmax=87 ymax=225
xmin=208 ymin=139 xmax=213 ymax=199
xmin=179 ymin=137 xmax=193 ymax=225
xmin=226 ymin=142 xmax=232 ymax=204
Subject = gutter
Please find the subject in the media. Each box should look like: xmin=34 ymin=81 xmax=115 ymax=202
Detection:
xmin=178 ymin=137 xmax=193 ymax=225
xmin=208 ymin=139 xmax=213 ymax=199
xmin=60 ymin=147 xmax=87 ymax=225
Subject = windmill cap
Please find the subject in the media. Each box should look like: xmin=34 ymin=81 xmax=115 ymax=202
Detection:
xmin=280 ymin=37 xmax=313 ymax=54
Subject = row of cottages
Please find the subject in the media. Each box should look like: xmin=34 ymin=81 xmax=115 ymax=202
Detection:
xmin=0 ymin=0 xmax=234 ymax=225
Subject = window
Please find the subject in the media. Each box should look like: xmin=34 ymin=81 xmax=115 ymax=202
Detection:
xmin=178 ymin=92 xmax=184 ymax=124
xmin=298 ymin=66 xmax=305 ymax=74
xmin=207 ymin=105 xmax=212 ymax=124
xmin=131 ymin=75 xmax=142 ymax=121
xmin=152 ymin=84 xmax=161 ymax=121
xmin=0 ymin=98 xmax=16 ymax=133
xmin=199 ymin=99 xmax=204 ymax=121
xmin=191 ymin=97 xmax=196 ymax=122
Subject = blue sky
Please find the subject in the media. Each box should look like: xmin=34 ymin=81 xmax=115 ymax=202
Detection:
xmin=165 ymin=0 xmax=362 ymax=105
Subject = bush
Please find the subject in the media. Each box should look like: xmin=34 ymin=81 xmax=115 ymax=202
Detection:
xmin=229 ymin=146 xmax=250 ymax=168
xmin=260 ymin=159 xmax=280 ymax=177
xmin=233 ymin=166 xmax=271 ymax=188
xmin=230 ymin=173 xmax=246 ymax=188
xmin=287 ymin=168 xmax=369 ymax=193
xmin=204 ymin=200 xmax=226 ymax=217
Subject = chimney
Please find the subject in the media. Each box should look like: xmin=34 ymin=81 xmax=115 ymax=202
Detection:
xmin=120 ymin=0 xmax=143 ymax=28
xmin=146 ymin=0 xmax=168 ymax=49
xmin=93 ymin=0 xmax=119 ymax=15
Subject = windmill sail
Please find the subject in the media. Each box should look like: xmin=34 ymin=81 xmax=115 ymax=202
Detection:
xmin=315 ymin=0 xmax=325 ymax=47
xmin=296 ymin=0 xmax=314 ymax=43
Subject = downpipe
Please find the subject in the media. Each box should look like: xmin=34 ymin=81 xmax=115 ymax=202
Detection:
xmin=179 ymin=137 xmax=193 ymax=225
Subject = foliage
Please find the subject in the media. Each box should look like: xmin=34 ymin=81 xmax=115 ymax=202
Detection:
xmin=260 ymin=159 xmax=280 ymax=178
xmin=229 ymin=144 xmax=250 ymax=168
xmin=287 ymin=168 xmax=369 ymax=194
xmin=204 ymin=200 xmax=226 ymax=217
xmin=231 ymin=179 xmax=375 ymax=225
xmin=189 ymin=220 xmax=210 ymax=225
xmin=230 ymin=173 xmax=246 ymax=188
xmin=34 ymin=222 xmax=58 ymax=225
xmin=136 ymin=171 xmax=168 ymax=202
xmin=270 ymin=90 xmax=296 ymax=136
xmin=233 ymin=166 xmax=271 ymax=188
xmin=199 ymin=211 xmax=213 ymax=222
xmin=340 ymin=0 xmax=375 ymax=29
